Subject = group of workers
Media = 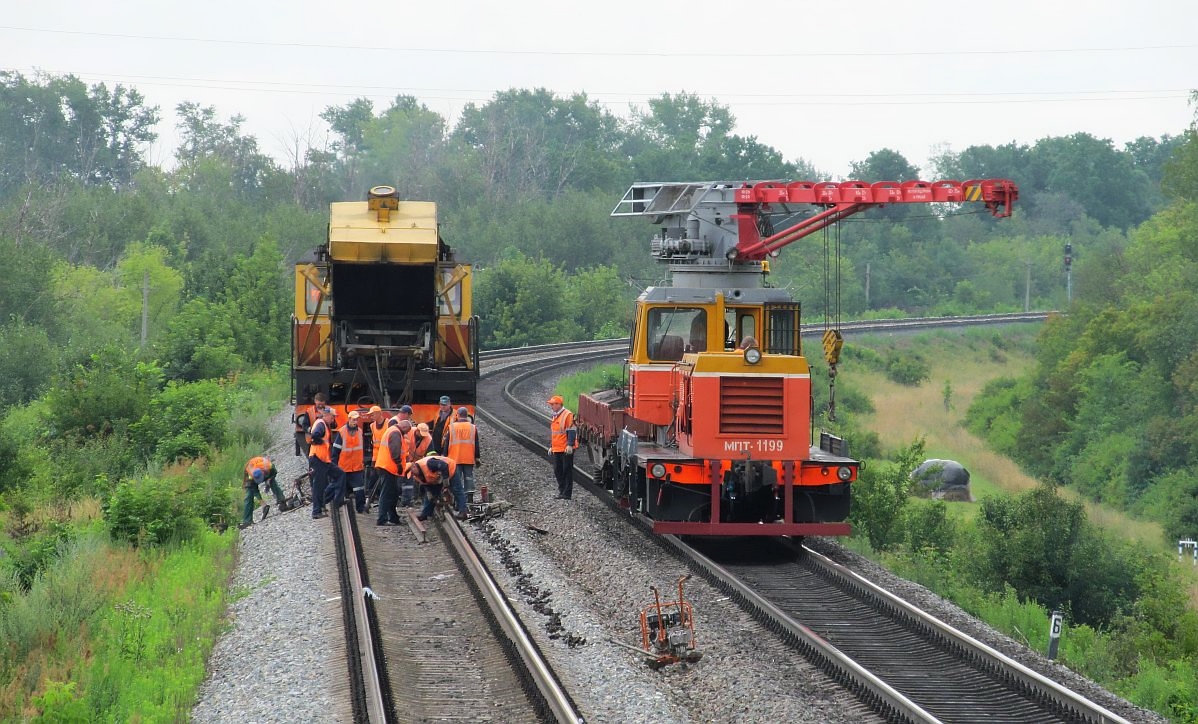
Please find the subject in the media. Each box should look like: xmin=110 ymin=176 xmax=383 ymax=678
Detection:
xmin=242 ymin=390 xmax=577 ymax=530
xmin=240 ymin=394 xmax=480 ymax=529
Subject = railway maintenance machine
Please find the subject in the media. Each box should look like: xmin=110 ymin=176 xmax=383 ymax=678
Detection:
xmin=578 ymin=179 xmax=1018 ymax=536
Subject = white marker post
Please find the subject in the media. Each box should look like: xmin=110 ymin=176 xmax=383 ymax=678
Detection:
xmin=1047 ymin=610 xmax=1064 ymax=661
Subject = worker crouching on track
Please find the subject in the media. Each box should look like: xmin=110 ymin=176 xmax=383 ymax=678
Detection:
xmin=410 ymin=454 xmax=458 ymax=522
xmin=242 ymin=455 xmax=290 ymax=529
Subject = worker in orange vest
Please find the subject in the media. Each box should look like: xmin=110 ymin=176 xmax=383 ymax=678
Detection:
xmin=241 ymin=455 xmax=290 ymax=529
xmin=308 ymin=407 xmax=337 ymax=519
xmin=366 ymin=405 xmax=388 ymax=509
xmin=373 ymin=418 xmax=407 ymax=527
xmin=548 ymin=395 xmax=577 ymax=500
xmin=413 ymin=422 xmax=434 ymax=458
xmin=294 ymin=392 xmax=327 ymax=457
xmin=330 ymin=411 xmax=367 ymax=513
xmin=444 ymin=407 xmax=480 ymax=516
xmin=408 ymin=454 xmax=458 ymax=522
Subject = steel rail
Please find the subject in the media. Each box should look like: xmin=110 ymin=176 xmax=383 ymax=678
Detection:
xmin=332 ymin=504 xmax=391 ymax=722
xmin=478 ymin=328 xmax=1129 ymax=724
xmin=796 ymin=543 xmax=1130 ymax=724
xmin=437 ymin=514 xmax=584 ymax=723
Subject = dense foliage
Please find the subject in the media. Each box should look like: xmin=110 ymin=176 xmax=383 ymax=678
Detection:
xmin=967 ymin=106 xmax=1198 ymax=544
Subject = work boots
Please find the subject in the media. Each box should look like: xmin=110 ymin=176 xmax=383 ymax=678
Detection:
xmin=260 ymin=504 xmax=271 ymax=521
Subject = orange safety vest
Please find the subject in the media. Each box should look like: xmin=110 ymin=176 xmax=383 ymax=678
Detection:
xmin=309 ymin=419 xmax=334 ymax=463
xmin=446 ymin=420 xmax=477 ymax=464
xmin=296 ymin=403 xmax=318 ymax=435
xmin=376 ymin=426 xmax=401 ymax=475
xmin=370 ymin=420 xmax=391 ymax=464
xmin=550 ymin=408 xmax=575 ymax=452
xmin=245 ymin=456 xmax=271 ymax=480
xmin=338 ymin=425 xmax=365 ymax=473
xmin=407 ymin=455 xmax=457 ymax=485
xmin=413 ymin=434 xmax=432 ymax=459
xmin=401 ymin=427 xmax=416 ymax=463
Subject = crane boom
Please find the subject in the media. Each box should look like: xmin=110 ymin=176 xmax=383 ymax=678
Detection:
xmin=731 ymin=179 xmax=1018 ymax=261
xmin=613 ymin=178 xmax=1019 ymax=267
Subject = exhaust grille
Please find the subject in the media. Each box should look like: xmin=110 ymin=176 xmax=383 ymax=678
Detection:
xmin=720 ymin=377 xmax=784 ymax=434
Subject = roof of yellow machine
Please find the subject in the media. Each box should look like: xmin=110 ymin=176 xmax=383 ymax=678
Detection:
xmin=327 ymin=199 xmax=438 ymax=263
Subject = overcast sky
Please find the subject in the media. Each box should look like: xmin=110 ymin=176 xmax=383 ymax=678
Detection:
xmin=5 ymin=1 xmax=1197 ymax=179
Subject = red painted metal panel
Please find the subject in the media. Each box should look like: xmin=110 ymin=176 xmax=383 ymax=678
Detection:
xmin=652 ymin=521 xmax=852 ymax=536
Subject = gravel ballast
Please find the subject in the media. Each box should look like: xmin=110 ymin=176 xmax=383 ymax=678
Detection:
xmin=190 ymin=388 xmax=1164 ymax=723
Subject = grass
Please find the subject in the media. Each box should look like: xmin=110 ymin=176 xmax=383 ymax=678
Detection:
xmin=856 ymin=328 xmax=1198 ymax=621
xmin=851 ymin=328 xmax=1172 ymax=552
xmin=0 ymin=368 xmax=283 ymax=720
xmin=555 ymin=363 xmax=624 ymax=412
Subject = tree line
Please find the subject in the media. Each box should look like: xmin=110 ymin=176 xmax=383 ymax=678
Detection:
xmin=0 ymin=68 xmax=1188 ymax=516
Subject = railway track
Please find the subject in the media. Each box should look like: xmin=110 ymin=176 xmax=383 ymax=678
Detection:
xmin=330 ymin=494 xmax=582 ymax=722
xmin=476 ymin=325 xmax=1133 ymax=724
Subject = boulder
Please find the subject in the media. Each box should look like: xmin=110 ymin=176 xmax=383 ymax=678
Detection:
xmin=911 ymin=459 xmax=973 ymax=501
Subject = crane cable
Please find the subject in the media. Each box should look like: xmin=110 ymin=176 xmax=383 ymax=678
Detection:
xmin=821 ymin=222 xmax=845 ymax=422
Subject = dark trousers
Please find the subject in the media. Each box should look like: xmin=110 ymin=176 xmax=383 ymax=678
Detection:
xmin=552 ymin=452 xmax=574 ymax=499
xmin=419 ymin=482 xmax=444 ymax=519
xmin=344 ymin=470 xmax=366 ymax=513
xmin=309 ymin=456 xmax=330 ymax=516
xmin=375 ymin=469 xmax=401 ymax=524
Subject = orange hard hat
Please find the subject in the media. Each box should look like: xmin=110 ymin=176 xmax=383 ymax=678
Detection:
xmin=547 ymin=395 xmax=564 ymax=404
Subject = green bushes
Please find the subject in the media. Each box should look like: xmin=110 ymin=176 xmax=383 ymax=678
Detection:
xmin=842 ymin=343 xmax=930 ymax=385
xmin=1 ymin=528 xmax=237 ymax=721
xmin=963 ymin=375 xmax=1031 ymax=457
xmin=101 ymin=473 xmax=233 ymax=546
xmin=849 ymin=438 xmax=923 ymax=551
xmin=2 ymin=522 xmax=75 ymax=591
xmin=884 ymin=353 xmax=931 ymax=386
xmin=132 ymin=378 xmax=231 ymax=463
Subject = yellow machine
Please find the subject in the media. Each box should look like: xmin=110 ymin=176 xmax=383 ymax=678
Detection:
xmin=292 ymin=185 xmax=478 ymax=418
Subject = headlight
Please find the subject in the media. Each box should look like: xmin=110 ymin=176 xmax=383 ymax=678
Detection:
xmin=744 ymin=347 xmax=762 ymax=364
xmin=650 ymin=463 xmax=667 ymax=478
xmin=837 ymin=466 xmax=853 ymax=481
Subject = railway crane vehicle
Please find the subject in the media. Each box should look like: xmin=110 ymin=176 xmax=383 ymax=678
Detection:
xmin=577 ymin=178 xmax=1018 ymax=536
xmin=291 ymin=185 xmax=479 ymax=442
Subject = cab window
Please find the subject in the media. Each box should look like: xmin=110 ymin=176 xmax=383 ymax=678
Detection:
xmin=305 ymin=277 xmax=330 ymax=316
xmin=647 ymin=307 xmax=705 ymax=361
xmin=725 ymin=308 xmax=758 ymax=350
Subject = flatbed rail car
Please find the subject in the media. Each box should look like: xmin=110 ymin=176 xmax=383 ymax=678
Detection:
xmin=292 ymin=185 xmax=478 ymax=432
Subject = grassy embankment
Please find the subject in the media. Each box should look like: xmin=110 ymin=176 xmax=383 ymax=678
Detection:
xmin=555 ymin=328 xmax=1196 ymax=595
xmin=0 ymin=370 xmax=287 ymax=720
xmin=851 ymin=326 xmax=1170 ymax=552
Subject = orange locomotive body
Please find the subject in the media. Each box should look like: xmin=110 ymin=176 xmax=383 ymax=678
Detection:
xmin=578 ymin=179 xmax=1017 ymax=537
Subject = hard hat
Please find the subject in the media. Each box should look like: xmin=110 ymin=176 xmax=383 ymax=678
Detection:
xmin=416 ymin=422 xmax=430 ymax=434
xmin=399 ymin=405 xmax=413 ymax=414
xmin=251 ymin=468 xmax=265 ymax=483
xmin=547 ymin=395 xmax=564 ymax=405
xmin=347 ymin=411 xmax=361 ymax=420
xmin=439 ymin=396 xmax=451 ymax=404
xmin=368 ymin=405 xmax=383 ymax=414
xmin=457 ymin=406 xmax=470 ymax=417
